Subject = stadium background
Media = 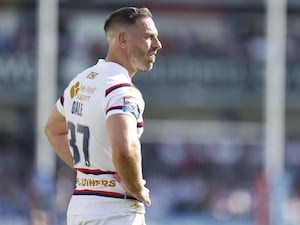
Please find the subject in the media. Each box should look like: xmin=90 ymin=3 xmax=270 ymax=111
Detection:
xmin=1 ymin=0 xmax=300 ymax=224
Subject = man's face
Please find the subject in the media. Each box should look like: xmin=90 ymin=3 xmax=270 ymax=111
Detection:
xmin=127 ymin=17 xmax=162 ymax=72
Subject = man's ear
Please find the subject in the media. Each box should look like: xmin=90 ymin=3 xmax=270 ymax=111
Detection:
xmin=118 ymin=32 xmax=128 ymax=49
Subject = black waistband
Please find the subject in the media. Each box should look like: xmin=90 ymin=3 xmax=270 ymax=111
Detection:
xmin=73 ymin=189 xmax=137 ymax=200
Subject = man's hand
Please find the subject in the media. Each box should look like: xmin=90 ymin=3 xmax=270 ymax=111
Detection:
xmin=114 ymin=174 xmax=151 ymax=206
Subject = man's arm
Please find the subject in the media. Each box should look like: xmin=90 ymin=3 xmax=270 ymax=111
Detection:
xmin=44 ymin=106 xmax=74 ymax=169
xmin=106 ymin=114 xmax=151 ymax=205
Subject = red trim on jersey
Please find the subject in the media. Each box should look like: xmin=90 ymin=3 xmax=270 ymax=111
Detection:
xmin=73 ymin=189 xmax=137 ymax=200
xmin=60 ymin=95 xmax=64 ymax=106
xmin=76 ymin=168 xmax=116 ymax=175
xmin=106 ymin=106 xmax=123 ymax=114
xmin=105 ymin=83 xmax=132 ymax=97
xmin=137 ymin=122 xmax=143 ymax=128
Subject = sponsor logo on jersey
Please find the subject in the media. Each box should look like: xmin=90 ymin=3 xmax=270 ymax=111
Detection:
xmin=70 ymin=81 xmax=96 ymax=102
xmin=86 ymin=71 xmax=98 ymax=79
xmin=123 ymin=97 xmax=140 ymax=120
xmin=76 ymin=178 xmax=116 ymax=188
xmin=70 ymin=81 xmax=80 ymax=99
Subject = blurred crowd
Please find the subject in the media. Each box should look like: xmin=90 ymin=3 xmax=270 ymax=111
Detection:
xmin=142 ymin=140 xmax=300 ymax=223
xmin=2 ymin=7 xmax=300 ymax=74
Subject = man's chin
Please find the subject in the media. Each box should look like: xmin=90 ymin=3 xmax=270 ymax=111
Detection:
xmin=139 ymin=63 xmax=154 ymax=72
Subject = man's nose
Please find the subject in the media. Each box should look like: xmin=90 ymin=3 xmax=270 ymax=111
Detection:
xmin=153 ymin=36 xmax=162 ymax=50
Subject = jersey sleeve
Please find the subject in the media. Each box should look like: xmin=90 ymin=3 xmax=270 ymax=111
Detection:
xmin=104 ymin=84 xmax=144 ymax=121
xmin=56 ymin=95 xmax=65 ymax=116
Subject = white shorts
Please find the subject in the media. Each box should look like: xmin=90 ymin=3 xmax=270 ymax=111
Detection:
xmin=66 ymin=195 xmax=146 ymax=225
xmin=67 ymin=212 xmax=146 ymax=225
xmin=66 ymin=173 xmax=146 ymax=225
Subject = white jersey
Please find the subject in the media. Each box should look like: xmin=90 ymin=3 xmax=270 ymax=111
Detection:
xmin=56 ymin=59 xmax=145 ymax=217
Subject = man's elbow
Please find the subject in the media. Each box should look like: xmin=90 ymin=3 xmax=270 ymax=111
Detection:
xmin=44 ymin=122 xmax=52 ymax=139
xmin=114 ymin=140 xmax=140 ymax=159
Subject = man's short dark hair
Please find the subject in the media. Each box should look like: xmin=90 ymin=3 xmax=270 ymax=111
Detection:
xmin=104 ymin=7 xmax=152 ymax=32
